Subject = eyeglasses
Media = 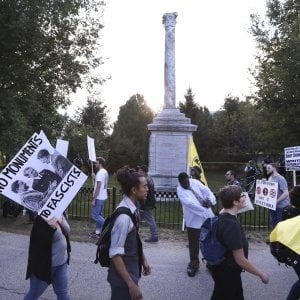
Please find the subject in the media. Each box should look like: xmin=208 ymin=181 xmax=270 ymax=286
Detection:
xmin=240 ymin=194 xmax=246 ymax=198
xmin=225 ymin=173 xmax=231 ymax=176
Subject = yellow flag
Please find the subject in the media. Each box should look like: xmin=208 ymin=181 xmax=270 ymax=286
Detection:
xmin=188 ymin=137 xmax=208 ymax=186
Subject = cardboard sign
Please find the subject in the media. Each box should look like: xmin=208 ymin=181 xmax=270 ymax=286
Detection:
xmin=0 ymin=131 xmax=87 ymax=220
xmin=254 ymin=180 xmax=278 ymax=211
xmin=238 ymin=192 xmax=254 ymax=214
xmin=55 ymin=139 xmax=69 ymax=158
xmin=87 ymin=135 xmax=96 ymax=162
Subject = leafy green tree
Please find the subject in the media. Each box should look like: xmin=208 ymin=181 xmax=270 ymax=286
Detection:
xmin=250 ymin=0 xmax=300 ymax=151
xmin=211 ymin=96 xmax=264 ymax=161
xmin=178 ymin=87 xmax=214 ymax=161
xmin=108 ymin=94 xmax=154 ymax=172
xmin=0 ymin=0 xmax=105 ymax=159
xmin=62 ymin=96 xmax=110 ymax=171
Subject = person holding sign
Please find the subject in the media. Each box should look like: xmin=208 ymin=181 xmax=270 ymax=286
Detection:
xmin=24 ymin=213 xmax=71 ymax=300
xmin=266 ymin=163 xmax=290 ymax=227
xmin=89 ymin=157 xmax=109 ymax=239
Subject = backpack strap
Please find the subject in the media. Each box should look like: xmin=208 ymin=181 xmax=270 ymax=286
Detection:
xmin=108 ymin=206 xmax=143 ymax=276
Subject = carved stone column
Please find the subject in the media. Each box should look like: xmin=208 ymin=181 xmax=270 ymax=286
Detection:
xmin=162 ymin=12 xmax=177 ymax=109
xmin=147 ymin=13 xmax=197 ymax=192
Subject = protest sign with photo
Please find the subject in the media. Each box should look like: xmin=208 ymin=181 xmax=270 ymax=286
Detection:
xmin=254 ymin=180 xmax=278 ymax=211
xmin=284 ymin=146 xmax=300 ymax=171
xmin=0 ymin=131 xmax=87 ymax=220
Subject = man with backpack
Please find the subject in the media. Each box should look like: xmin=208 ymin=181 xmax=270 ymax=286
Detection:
xmin=107 ymin=166 xmax=151 ymax=300
xmin=210 ymin=185 xmax=269 ymax=299
xmin=177 ymin=172 xmax=216 ymax=277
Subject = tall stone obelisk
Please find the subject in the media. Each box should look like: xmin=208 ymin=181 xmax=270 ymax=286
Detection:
xmin=147 ymin=12 xmax=197 ymax=192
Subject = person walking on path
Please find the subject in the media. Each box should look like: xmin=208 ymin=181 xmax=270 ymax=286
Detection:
xmin=137 ymin=165 xmax=158 ymax=243
xmin=177 ymin=172 xmax=216 ymax=277
xmin=23 ymin=213 xmax=71 ymax=300
xmin=210 ymin=185 xmax=269 ymax=300
xmin=89 ymin=157 xmax=109 ymax=239
xmin=266 ymin=163 xmax=290 ymax=228
xmin=108 ymin=166 xmax=151 ymax=300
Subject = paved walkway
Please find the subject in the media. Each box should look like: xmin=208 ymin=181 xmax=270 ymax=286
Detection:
xmin=0 ymin=231 xmax=296 ymax=300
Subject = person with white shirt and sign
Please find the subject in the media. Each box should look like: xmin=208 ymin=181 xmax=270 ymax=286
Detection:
xmin=89 ymin=157 xmax=109 ymax=238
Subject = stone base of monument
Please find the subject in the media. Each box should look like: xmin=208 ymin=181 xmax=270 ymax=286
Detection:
xmin=148 ymin=108 xmax=196 ymax=192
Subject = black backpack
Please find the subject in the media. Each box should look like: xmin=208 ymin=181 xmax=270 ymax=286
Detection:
xmin=94 ymin=207 xmax=137 ymax=267
xmin=270 ymin=241 xmax=300 ymax=267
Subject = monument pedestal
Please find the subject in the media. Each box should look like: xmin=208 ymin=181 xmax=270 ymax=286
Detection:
xmin=148 ymin=108 xmax=196 ymax=192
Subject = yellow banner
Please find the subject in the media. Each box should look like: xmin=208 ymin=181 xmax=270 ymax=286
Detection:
xmin=188 ymin=137 xmax=208 ymax=186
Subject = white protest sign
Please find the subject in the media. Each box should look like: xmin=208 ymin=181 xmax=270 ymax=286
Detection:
xmin=285 ymin=146 xmax=300 ymax=171
xmin=0 ymin=131 xmax=87 ymax=220
xmin=254 ymin=180 xmax=278 ymax=211
xmin=238 ymin=192 xmax=254 ymax=214
xmin=87 ymin=135 xmax=96 ymax=162
xmin=55 ymin=139 xmax=69 ymax=158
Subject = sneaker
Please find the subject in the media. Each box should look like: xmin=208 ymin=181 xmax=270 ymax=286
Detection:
xmin=144 ymin=237 xmax=158 ymax=243
xmin=187 ymin=266 xmax=198 ymax=277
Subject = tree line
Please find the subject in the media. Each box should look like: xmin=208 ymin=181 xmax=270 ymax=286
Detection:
xmin=0 ymin=0 xmax=299 ymax=173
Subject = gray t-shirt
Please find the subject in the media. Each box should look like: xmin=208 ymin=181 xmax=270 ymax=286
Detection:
xmin=52 ymin=216 xmax=70 ymax=267
xmin=269 ymin=174 xmax=290 ymax=208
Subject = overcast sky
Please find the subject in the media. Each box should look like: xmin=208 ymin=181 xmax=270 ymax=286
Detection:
xmin=70 ymin=0 xmax=267 ymax=122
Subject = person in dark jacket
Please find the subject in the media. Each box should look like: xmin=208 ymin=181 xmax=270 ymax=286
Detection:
xmin=137 ymin=165 xmax=158 ymax=242
xmin=23 ymin=213 xmax=71 ymax=300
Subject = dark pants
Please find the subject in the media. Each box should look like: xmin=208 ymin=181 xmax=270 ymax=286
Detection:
xmin=186 ymin=227 xmax=200 ymax=269
xmin=110 ymin=285 xmax=131 ymax=300
xmin=210 ymin=263 xmax=244 ymax=300
xmin=287 ymin=263 xmax=300 ymax=300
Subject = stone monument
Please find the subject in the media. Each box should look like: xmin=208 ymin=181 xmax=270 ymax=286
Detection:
xmin=147 ymin=12 xmax=197 ymax=192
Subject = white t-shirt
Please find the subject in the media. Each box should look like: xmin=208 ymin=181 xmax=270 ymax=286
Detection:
xmin=94 ymin=168 xmax=108 ymax=200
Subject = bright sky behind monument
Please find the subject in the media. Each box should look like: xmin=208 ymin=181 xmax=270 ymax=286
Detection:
xmin=71 ymin=0 xmax=267 ymax=122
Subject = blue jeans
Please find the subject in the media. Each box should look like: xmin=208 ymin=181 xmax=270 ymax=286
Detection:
xmin=269 ymin=207 xmax=284 ymax=228
xmin=140 ymin=208 xmax=158 ymax=239
xmin=92 ymin=199 xmax=106 ymax=232
xmin=287 ymin=263 xmax=300 ymax=300
xmin=24 ymin=262 xmax=69 ymax=300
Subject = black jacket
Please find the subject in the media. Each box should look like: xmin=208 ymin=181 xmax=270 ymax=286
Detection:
xmin=25 ymin=215 xmax=71 ymax=284
xmin=140 ymin=176 xmax=156 ymax=210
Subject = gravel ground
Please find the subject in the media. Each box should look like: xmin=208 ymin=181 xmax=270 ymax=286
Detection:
xmin=0 ymin=231 xmax=296 ymax=300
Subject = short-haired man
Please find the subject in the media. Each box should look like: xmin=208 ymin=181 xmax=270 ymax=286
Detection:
xmin=89 ymin=157 xmax=109 ymax=238
xmin=225 ymin=170 xmax=241 ymax=187
xmin=137 ymin=165 xmax=158 ymax=243
xmin=37 ymin=149 xmax=72 ymax=178
xmin=177 ymin=172 xmax=216 ymax=277
xmin=266 ymin=163 xmax=290 ymax=227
